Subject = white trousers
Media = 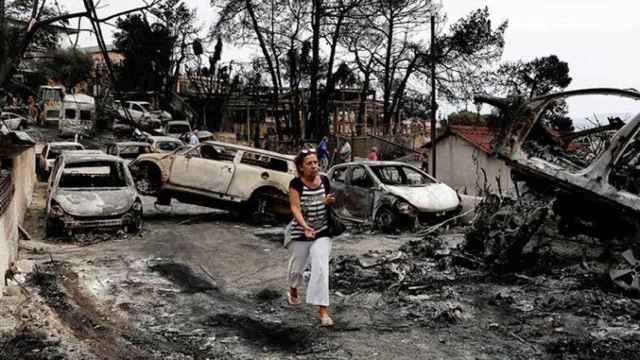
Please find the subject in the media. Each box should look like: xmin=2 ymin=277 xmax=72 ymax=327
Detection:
xmin=287 ymin=236 xmax=332 ymax=307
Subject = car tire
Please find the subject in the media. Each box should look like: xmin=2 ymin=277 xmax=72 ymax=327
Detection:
xmin=125 ymin=211 xmax=143 ymax=234
xmin=247 ymin=188 xmax=287 ymax=224
xmin=45 ymin=216 xmax=61 ymax=238
xmin=375 ymin=207 xmax=398 ymax=233
xmin=609 ymin=248 xmax=640 ymax=292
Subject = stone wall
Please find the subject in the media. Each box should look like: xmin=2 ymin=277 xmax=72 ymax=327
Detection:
xmin=0 ymin=147 xmax=35 ymax=296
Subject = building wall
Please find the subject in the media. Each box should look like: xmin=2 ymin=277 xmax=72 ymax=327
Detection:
xmin=435 ymin=135 xmax=514 ymax=196
xmin=0 ymin=147 xmax=35 ymax=296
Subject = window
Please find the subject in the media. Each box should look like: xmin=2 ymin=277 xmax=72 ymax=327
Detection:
xmin=158 ymin=141 xmax=182 ymax=152
xmin=65 ymin=109 xmax=76 ymax=120
xmin=59 ymin=161 xmax=128 ymax=188
xmin=331 ymin=167 xmax=347 ymax=183
xmin=240 ymin=152 xmax=288 ymax=172
xmin=373 ymin=166 xmax=403 ymax=185
xmin=168 ymin=124 xmax=191 ymax=134
xmin=204 ymin=145 xmax=236 ymax=162
xmin=80 ymin=110 xmax=92 ymax=121
xmin=47 ymin=145 xmax=84 ymax=159
xmin=370 ymin=165 xmax=434 ymax=186
xmin=350 ymin=166 xmax=374 ymax=188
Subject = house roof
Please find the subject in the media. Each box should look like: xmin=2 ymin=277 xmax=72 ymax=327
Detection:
xmin=449 ymin=126 xmax=497 ymax=154
xmin=422 ymin=125 xmax=497 ymax=155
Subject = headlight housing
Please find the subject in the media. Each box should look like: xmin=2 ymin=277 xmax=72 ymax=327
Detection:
xmin=131 ymin=200 xmax=142 ymax=212
xmin=396 ymin=200 xmax=416 ymax=215
xmin=49 ymin=201 xmax=65 ymax=217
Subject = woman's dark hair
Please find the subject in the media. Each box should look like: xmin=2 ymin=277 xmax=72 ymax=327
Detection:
xmin=294 ymin=148 xmax=317 ymax=176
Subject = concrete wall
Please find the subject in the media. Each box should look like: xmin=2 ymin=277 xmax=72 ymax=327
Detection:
xmin=435 ymin=135 xmax=514 ymax=196
xmin=0 ymin=147 xmax=36 ymax=296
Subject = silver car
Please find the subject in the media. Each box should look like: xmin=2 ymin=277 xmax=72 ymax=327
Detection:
xmin=328 ymin=161 xmax=461 ymax=231
xmin=45 ymin=153 xmax=142 ymax=236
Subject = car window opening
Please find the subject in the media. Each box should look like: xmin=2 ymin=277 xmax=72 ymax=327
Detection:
xmin=59 ymin=161 xmax=128 ymax=188
xmin=370 ymin=165 xmax=434 ymax=186
xmin=48 ymin=145 xmax=83 ymax=159
xmin=240 ymin=152 xmax=288 ymax=172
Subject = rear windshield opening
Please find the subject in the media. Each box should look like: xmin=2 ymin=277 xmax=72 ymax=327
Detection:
xmin=168 ymin=125 xmax=191 ymax=134
xmin=48 ymin=145 xmax=83 ymax=159
xmin=119 ymin=146 xmax=150 ymax=159
xmin=158 ymin=141 xmax=182 ymax=151
xmin=59 ymin=161 xmax=128 ymax=188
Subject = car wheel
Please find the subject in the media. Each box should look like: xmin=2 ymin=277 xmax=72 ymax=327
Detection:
xmin=609 ymin=248 xmax=640 ymax=292
xmin=125 ymin=212 xmax=143 ymax=233
xmin=375 ymin=207 xmax=398 ymax=233
xmin=45 ymin=217 xmax=61 ymax=238
xmin=248 ymin=189 xmax=287 ymax=224
xmin=133 ymin=163 xmax=161 ymax=196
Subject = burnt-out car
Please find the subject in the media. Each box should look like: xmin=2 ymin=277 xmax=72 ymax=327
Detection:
xmin=328 ymin=161 xmax=461 ymax=231
xmin=105 ymin=142 xmax=152 ymax=164
xmin=45 ymin=153 xmax=142 ymax=236
xmin=475 ymin=88 xmax=640 ymax=290
xmin=129 ymin=141 xmax=296 ymax=220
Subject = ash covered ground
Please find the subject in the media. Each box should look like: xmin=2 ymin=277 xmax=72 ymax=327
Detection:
xmin=3 ymin=131 xmax=640 ymax=359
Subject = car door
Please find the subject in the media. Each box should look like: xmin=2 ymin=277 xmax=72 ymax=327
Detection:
xmin=169 ymin=144 xmax=236 ymax=194
xmin=342 ymin=165 xmax=376 ymax=220
xmin=329 ymin=166 xmax=350 ymax=217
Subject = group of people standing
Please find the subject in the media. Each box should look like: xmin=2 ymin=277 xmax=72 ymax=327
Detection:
xmin=316 ymin=137 xmax=379 ymax=170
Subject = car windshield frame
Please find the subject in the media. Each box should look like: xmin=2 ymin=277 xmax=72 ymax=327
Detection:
xmin=369 ymin=164 xmax=436 ymax=186
xmin=58 ymin=160 xmax=131 ymax=189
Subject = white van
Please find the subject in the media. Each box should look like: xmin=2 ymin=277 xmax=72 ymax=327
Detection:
xmin=59 ymin=94 xmax=95 ymax=135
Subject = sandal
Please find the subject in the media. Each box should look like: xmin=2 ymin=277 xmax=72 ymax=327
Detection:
xmin=320 ymin=314 xmax=335 ymax=327
xmin=287 ymin=290 xmax=301 ymax=306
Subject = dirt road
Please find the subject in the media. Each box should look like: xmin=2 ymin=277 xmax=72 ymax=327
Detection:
xmin=3 ymin=182 xmax=640 ymax=359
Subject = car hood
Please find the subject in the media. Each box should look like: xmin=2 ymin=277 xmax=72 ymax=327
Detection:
xmin=385 ymin=183 xmax=459 ymax=212
xmin=54 ymin=188 xmax=136 ymax=217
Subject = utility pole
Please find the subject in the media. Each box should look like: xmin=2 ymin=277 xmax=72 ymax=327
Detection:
xmin=429 ymin=14 xmax=437 ymax=177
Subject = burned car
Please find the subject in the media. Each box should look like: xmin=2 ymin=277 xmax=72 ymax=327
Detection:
xmin=476 ymin=88 xmax=640 ymax=290
xmin=129 ymin=141 xmax=295 ymax=219
xmin=45 ymin=153 xmax=142 ymax=236
xmin=145 ymin=136 xmax=186 ymax=153
xmin=105 ymin=142 xmax=152 ymax=164
xmin=37 ymin=141 xmax=85 ymax=180
xmin=328 ymin=161 xmax=460 ymax=231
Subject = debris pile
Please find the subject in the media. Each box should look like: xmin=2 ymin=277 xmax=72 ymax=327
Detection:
xmin=465 ymin=194 xmax=551 ymax=273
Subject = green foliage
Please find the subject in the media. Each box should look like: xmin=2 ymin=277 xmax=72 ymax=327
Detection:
xmin=448 ymin=110 xmax=488 ymax=127
xmin=114 ymin=14 xmax=175 ymax=93
xmin=496 ymin=55 xmax=572 ymax=98
xmin=43 ymin=49 xmax=92 ymax=89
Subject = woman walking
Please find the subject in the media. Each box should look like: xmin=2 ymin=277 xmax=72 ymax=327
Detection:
xmin=286 ymin=148 xmax=336 ymax=327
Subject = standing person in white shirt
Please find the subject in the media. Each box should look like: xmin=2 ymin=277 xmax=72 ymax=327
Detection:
xmin=189 ymin=129 xmax=200 ymax=146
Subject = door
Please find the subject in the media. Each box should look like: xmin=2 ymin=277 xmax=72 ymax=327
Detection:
xmin=344 ymin=166 xmax=375 ymax=220
xmin=329 ymin=166 xmax=349 ymax=218
xmin=169 ymin=144 xmax=236 ymax=194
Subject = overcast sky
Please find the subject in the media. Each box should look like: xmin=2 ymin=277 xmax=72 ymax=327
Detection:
xmin=69 ymin=0 xmax=640 ymax=118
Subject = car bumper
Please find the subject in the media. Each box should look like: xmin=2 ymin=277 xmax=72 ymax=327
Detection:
xmin=56 ymin=212 xmax=140 ymax=230
xmin=416 ymin=206 xmax=462 ymax=224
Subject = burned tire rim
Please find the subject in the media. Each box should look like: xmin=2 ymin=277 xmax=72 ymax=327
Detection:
xmin=609 ymin=249 xmax=640 ymax=291
xmin=134 ymin=164 xmax=161 ymax=195
xmin=376 ymin=207 xmax=397 ymax=232
xmin=125 ymin=211 xmax=143 ymax=233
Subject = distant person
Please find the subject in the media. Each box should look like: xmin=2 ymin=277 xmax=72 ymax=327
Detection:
xmin=368 ymin=146 xmax=378 ymax=161
xmin=318 ymin=137 xmax=330 ymax=170
xmin=189 ymin=129 xmax=200 ymax=145
xmin=335 ymin=140 xmax=351 ymax=164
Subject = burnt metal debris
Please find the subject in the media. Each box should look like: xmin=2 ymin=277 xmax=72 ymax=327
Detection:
xmin=475 ymin=88 xmax=640 ymax=291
